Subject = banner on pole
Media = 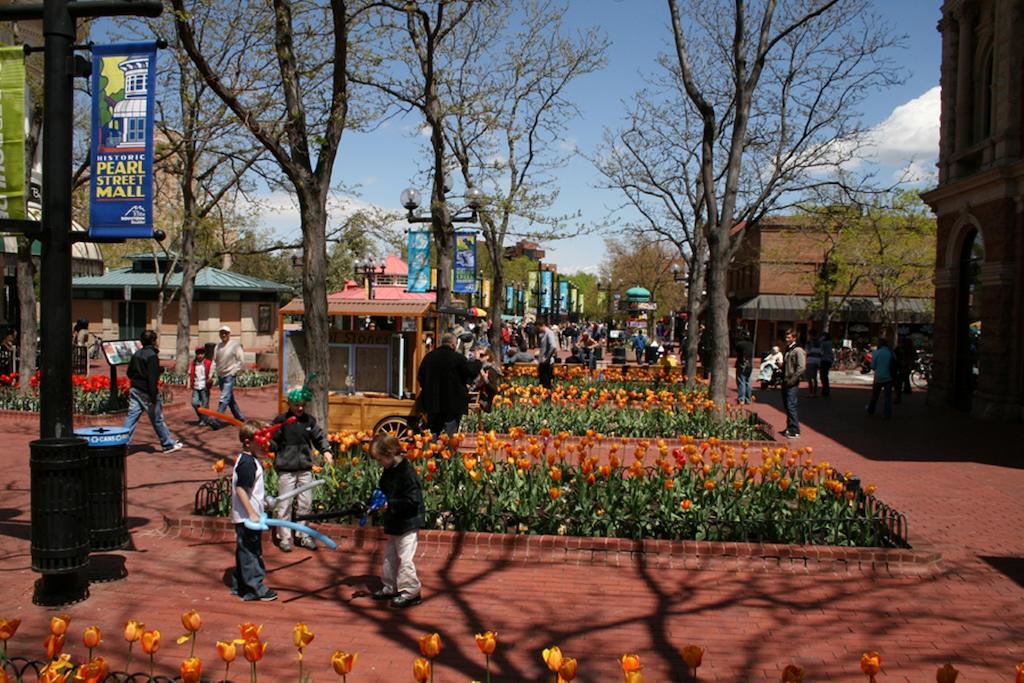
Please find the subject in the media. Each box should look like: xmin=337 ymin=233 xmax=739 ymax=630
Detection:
xmin=0 ymin=47 xmax=25 ymax=220
xmin=482 ymin=279 xmax=491 ymax=308
xmin=407 ymin=230 xmax=431 ymax=292
xmin=505 ymin=285 xmax=514 ymax=313
xmin=569 ymin=286 xmax=577 ymax=313
xmin=558 ymin=280 xmax=569 ymax=313
xmin=540 ymin=270 xmax=553 ymax=312
xmin=89 ymin=42 xmax=157 ymax=239
xmin=453 ymin=232 xmax=477 ymax=294
xmin=528 ymin=271 xmax=538 ymax=307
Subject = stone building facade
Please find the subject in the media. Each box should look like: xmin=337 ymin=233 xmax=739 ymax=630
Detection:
xmin=921 ymin=0 xmax=1024 ymax=421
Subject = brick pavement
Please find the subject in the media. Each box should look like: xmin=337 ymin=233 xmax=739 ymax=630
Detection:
xmin=0 ymin=382 xmax=1022 ymax=681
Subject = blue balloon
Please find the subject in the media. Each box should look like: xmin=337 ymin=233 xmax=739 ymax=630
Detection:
xmin=243 ymin=513 xmax=338 ymax=550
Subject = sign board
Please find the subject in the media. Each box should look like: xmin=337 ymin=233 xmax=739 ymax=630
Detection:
xmin=101 ymin=339 xmax=143 ymax=366
xmin=618 ymin=300 xmax=658 ymax=312
xmin=626 ymin=320 xmax=647 ymax=328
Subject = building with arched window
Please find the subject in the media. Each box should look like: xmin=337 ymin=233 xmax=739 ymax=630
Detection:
xmin=921 ymin=0 xmax=1023 ymax=421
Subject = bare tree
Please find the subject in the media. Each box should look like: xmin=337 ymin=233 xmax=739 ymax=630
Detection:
xmin=440 ymin=0 xmax=607 ymax=357
xmin=171 ymin=0 xmax=377 ymax=422
xmin=664 ymin=0 xmax=903 ymax=404
xmin=140 ymin=11 xmax=268 ymax=374
xmin=593 ymin=89 xmax=710 ymax=381
xmin=352 ymin=0 xmax=482 ymax=321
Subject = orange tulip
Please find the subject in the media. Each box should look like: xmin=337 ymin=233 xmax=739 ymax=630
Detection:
xmin=543 ymin=646 xmax=563 ymax=672
xmin=621 ymin=654 xmax=642 ymax=673
xmin=293 ymin=622 xmax=314 ymax=650
xmin=216 ymin=640 xmax=237 ymax=663
xmin=624 ymin=671 xmax=644 ymax=683
xmin=39 ymin=653 xmax=71 ymax=682
xmin=50 ymin=615 xmax=71 ymax=636
xmin=413 ymin=657 xmax=430 ymax=682
xmin=860 ymin=651 xmax=882 ymax=677
xmin=936 ymin=663 xmax=959 ymax=683
xmin=1017 ymin=662 xmax=1024 ymax=683
xmin=181 ymin=609 xmax=201 ymax=633
xmin=212 ymin=459 xmax=226 ymax=473
xmin=781 ymin=664 xmax=806 ymax=682
xmin=140 ymin=630 xmax=160 ymax=655
xmin=243 ymin=637 xmax=267 ymax=663
xmin=238 ymin=622 xmax=262 ymax=641
xmin=82 ymin=626 xmax=101 ymax=650
xmin=43 ymin=633 xmax=65 ymax=659
xmin=331 ymin=650 xmax=358 ymax=675
xmin=73 ymin=656 xmax=108 ymax=683
xmin=0 ymin=618 xmax=20 ymax=642
xmin=419 ymin=632 xmax=442 ymax=658
xmin=475 ymin=631 xmax=497 ymax=656
xmin=180 ymin=656 xmax=202 ymax=683
xmin=123 ymin=619 xmax=144 ymax=643
xmin=681 ymin=645 xmax=703 ymax=670
xmin=558 ymin=657 xmax=578 ymax=680
xmin=549 ymin=487 xmax=561 ymax=500
xmin=680 ymin=498 xmax=693 ymax=511
xmin=0 ymin=668 xmax=6 ymax=683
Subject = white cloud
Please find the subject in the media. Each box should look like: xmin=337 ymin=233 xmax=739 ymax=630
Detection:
xmin=861 ymin=86 xmax=940 ymax=167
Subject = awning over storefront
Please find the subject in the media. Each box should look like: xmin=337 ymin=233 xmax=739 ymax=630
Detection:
xmin=736 ymin=295 xmax=933 ymax=324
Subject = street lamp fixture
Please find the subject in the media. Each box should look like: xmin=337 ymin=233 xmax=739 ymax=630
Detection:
xmin=400 ymin=185 xmax=484 ymax=224
xmin=354 ymin=259 xmax=386 ymax=299
xmin=672 ymin=264 xmax=686 ymax=283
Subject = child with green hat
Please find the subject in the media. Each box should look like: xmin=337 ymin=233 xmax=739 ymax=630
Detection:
xmin=269 ymin=385 xmax=333 ymax=552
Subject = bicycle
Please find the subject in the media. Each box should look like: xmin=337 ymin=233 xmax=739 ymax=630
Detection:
xmin=909 ymin=351 xmax=932 ymax=389
xmin=88 ymin=335 xmax=104 ymax=360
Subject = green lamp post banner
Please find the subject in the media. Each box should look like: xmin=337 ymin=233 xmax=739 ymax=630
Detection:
xmin=0 ymin=46 xmax=26 ymax=220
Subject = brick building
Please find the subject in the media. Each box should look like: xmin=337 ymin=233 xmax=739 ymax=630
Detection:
xmin=921 ymin=0 xmax=1023 ymax=420
xmin=728 ymin=217 xmax=934 ymax=356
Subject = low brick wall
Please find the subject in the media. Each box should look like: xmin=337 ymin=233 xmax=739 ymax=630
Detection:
xmin=166 ymin=514 xmax=942 ymax=578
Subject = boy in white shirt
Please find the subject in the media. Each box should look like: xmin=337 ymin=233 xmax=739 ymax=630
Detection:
xmin=189 ymin=346 xmax=212 ymax=426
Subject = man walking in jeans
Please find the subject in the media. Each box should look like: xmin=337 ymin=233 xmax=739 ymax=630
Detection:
xmin=780 ymin=328 xmax=806 ymax=439
xmin=123 ymin=330 xmax=183 ymax=452
xmin=210 ymin=325 xmax=246 ymax=429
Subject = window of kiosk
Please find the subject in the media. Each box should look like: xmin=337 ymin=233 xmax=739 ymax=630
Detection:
xmin=328 ymin=342 xmax=391 ymax=394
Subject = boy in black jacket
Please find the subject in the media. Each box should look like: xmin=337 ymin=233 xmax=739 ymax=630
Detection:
xmin=270 ymin=387 xmax=332 ymax=551
xmin=122 ymin=329 xmax=182 ymax=452
xmin=370 ymin=433 xmax=425 ymax=609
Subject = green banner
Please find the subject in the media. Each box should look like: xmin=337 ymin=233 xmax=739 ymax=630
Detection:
xmin=0 ymin=47 xmax=25 ymax=220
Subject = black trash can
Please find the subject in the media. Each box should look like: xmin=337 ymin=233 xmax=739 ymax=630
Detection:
xmin=644 ymin=345 xmax=659 ymax=364
xmin=30 ymin=437 xmax=90 ymax=574
xmin=75 ymin=426 xmax=131 ymax=551
xmin=611 ymin=347 xmax=626 ymax=365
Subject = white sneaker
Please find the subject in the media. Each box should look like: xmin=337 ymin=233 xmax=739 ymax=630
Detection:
xmin=163 ymin=441 xmax=184 ymax=453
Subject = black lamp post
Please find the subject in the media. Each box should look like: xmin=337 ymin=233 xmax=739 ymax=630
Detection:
xmin=597 ymin=280 xmax=615 ymax=321
xmin=400 ymin=181 xmax=484 ymax=318
xmin=354 ymin=259 xmax=386 ymax=300
xmin=0 ymin=0 xmax=164 ymax=608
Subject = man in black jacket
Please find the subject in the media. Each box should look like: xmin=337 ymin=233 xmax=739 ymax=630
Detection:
xmin=122 ymin=329 xmax=183 ymax=452
xmin=416 ymin=332 xmax=479 ymax=437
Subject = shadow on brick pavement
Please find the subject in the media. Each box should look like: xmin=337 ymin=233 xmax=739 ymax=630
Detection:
xmin=0 ymin=383 xmax=1021 ymax=681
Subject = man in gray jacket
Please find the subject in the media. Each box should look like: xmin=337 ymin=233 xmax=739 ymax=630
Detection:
xmin=780 ymin=328 xmax=806 ymax=439
xmin=537 ymin=319 xmax=559 ymax=389
xmin=210 ymin=325 xmax=246 ymax=429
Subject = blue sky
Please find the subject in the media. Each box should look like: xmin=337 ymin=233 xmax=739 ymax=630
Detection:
xmin=254 ymin=1 xmax=944 ymax=273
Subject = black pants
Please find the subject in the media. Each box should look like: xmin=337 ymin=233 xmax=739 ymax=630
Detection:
xmin=538 ymin=361 xmax=554 ymax=389
xmin=232 ymin=523 xmax=269 ymax=599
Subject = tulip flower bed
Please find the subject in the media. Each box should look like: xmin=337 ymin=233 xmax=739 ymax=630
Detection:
xmin=479 ymin=378 xmax=765 ymax=440
xmin=0 ymin=613 xmax=1007 ymax=682
xmin=0 ymin=372 xmax=130 ymax=414
xmin=201 ymin=431 xmax=903 ymax=548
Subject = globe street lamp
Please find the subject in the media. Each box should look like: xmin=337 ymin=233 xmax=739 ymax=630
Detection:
xmin=354 ymin=259 xmax=386 ymax=300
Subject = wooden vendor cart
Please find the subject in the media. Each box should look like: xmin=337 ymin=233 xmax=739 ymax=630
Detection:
xmin=277 ymin=297 xmax=438 ymax=435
